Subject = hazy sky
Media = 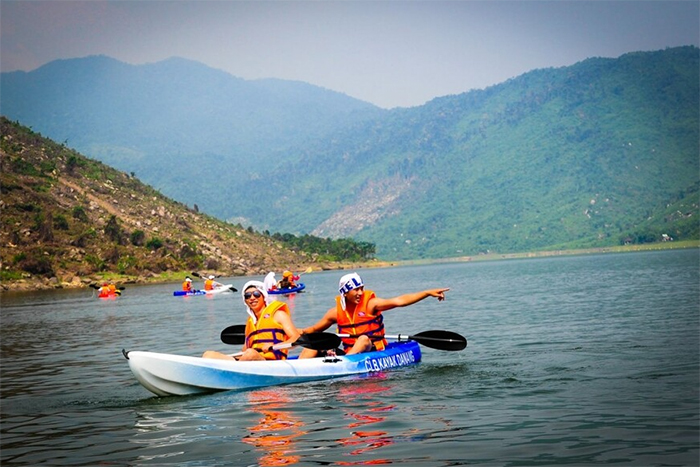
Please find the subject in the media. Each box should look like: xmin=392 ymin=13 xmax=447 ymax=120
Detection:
xmin=2 ymin=1 xmax=698 ymax=108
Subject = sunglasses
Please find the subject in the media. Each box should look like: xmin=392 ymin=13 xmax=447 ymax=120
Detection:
xmin=244 ymin=290 xmax=263 ymax=299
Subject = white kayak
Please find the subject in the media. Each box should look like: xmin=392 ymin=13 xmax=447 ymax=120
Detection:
xmin=123 ymin=341 xmax=422 ymax=396
xmin=172 ymin=284 xmax=236 ymax=296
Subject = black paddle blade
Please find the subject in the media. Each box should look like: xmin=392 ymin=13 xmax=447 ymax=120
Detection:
xmin=410 ymin=330 xmax=467 ymax=351
xmin=296 ymin=332 xmax=341 ymax=351
xmin=220 ymin=324 xmax=247 ymax=345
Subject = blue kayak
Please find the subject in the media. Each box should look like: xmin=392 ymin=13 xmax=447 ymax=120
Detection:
xmin=173 ymin=290 xmax=207 ymax=296
xmin=173 ymin=284 xmax=235 ymax=296
xmin=124 ymin=340 xmax=421 ymax=396
xmin=268 ymin=283 xmax=305 ymax=295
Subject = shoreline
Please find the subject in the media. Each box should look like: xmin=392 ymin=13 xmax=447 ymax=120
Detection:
xmin=388 ymin=240 xmax=699 ymax=266
xmin=1 ymin=241 xmax=696 ymax=294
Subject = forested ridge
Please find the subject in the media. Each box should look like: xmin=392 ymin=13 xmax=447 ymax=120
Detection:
xmin=254 ymin=47 xmax=699 ymax=258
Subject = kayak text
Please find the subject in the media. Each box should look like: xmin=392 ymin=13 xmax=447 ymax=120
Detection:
xmin=364 ymin=350 xmax=416 ymax=372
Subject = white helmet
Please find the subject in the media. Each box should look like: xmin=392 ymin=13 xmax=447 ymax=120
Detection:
xmin=338 ymin=272 xmax=364 ymax=310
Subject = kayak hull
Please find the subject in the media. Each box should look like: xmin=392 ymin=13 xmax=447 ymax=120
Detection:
xmin=173 ymin=290 xmax=207 ymax=296
xmin=124 ymin=341 xmax=421 ymax=396
xmin=173 ymin=284 xmax=235 ymax=296
xmin=98 ymin=292 xmax=120 ymax=299
xmin=268 ymin=283 xmax=305 ymax=295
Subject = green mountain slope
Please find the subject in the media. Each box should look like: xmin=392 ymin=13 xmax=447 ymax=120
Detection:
xmin=254 ymin=47 xmax=699 ymax=259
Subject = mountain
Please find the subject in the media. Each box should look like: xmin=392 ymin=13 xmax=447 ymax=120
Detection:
xmin=2 ymin=47 xmax=698 ymax=260
xmin=0 ymin=117 xmax=324 ymax=291
xmin=260 ymin=47 xmax=700 ymax=259
xmin=0 ymin=55 xmax=383 ymax=210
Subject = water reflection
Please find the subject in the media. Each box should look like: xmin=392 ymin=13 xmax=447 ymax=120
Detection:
xmin=243 ymin=389 xmax=306 ymax=466
xmin=335 ymin=378 xmax=395 ymax=465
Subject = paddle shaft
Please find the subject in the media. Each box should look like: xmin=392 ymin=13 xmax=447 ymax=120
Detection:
xmin=336 ymin=333 xmax=418 ymax=341
xmin=191 ymin=271 xmax=222 ymax=278
xmin=90 ymin=284 xmax=125 ymax=290
xmin=336 ymin=329 xmax=467 ymax=351
xmin=228 ymin=341 xmax=297 ymax=358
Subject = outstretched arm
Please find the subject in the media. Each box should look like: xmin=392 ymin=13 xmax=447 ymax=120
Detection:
xmin=302 ymin=307 xmax=338 ymax=334
xmin=371 ymin=288 xmax=449 ymax=313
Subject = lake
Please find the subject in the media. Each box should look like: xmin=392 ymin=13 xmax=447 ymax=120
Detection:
xmin=1 ymin=249 xmax=698 ymax=466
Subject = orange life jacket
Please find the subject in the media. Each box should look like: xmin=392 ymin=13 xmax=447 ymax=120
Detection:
xmin=99 ymin=285 xmax=116 ymax=297
xmin=336 ymin=289 xmax=387 ymax=351
xmin=204 ymin=279 xmax=214 ymax=290
xmin=182 ymin=281 xmax=192 ymax=292
xmin=245 ymin=301 xmax=291 ymax=360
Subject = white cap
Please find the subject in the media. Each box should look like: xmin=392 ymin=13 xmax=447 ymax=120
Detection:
xmin=186 ymin=277 xmax=192 ymax=282
xmin=208 ymin=275 xmax=215 ymax=279
xmin=338 ymin=272 xmax=363 ymax=310
xmin=241 ymin=280 xmax=269 ymax=323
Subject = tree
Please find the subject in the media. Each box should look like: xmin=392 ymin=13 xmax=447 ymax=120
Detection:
xmin=104 ymin=215 xmax=123 ymax=244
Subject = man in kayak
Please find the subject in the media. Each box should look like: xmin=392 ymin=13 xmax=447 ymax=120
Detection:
xmin=202 ymin=281 xmax=302 ymax=361
xmin=98 ymin=282 xmax=118 ymax=296
xmin=182 ymin=276 xmax=193 ymax=292
xmin=299 ymin=272 xmax=449 ymax=356
xmin=204 ymin=275 xmax=223 ymax=291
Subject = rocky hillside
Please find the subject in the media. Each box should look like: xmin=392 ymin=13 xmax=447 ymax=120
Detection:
xmin=0 ymin=117 xmax=320 ymax=291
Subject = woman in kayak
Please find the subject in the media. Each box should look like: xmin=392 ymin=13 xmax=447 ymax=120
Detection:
xmin=182 ymin=276 xmax=193 ymax=292
xmin=202 ymin=281 xmax=302 ymax=361
xmin=299 ymin=272 xmax=449 ymax=357
xmin=276 ymin=270 xmax=298 ymax=290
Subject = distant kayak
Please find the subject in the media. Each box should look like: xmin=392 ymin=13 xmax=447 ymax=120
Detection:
xmin=268 ymin=283 xmax=305 ymax=295
xmin=98 ymin=291 xmax=120 ymax=299
xmin=173 ymin=290 xmax=207 ymax=296
xmin=173 ymin=284 xmax=236 ymax=296
xmin=92 ymin=283 xmax=123 ymax=298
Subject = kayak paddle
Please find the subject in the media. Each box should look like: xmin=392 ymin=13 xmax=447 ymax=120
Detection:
xmin=220 ymin=324 xmax=341 ymax=351
xmin=220 ymin=324 xmax=247 ymax=344
xmin=191 ymin=271 xmax=223 ymax=278
xmin=89 ymin=283 xmax=125 ymax=291
xmin=221 ymin=326 xmax=341 ymax=358
xmin=338 ymin=330 xmax=467 ymax=351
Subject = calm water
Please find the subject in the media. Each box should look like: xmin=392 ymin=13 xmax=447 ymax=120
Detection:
xmin=1 ymin=250 xmax=698 ymax=466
